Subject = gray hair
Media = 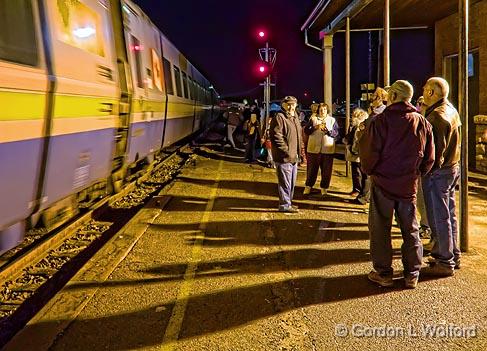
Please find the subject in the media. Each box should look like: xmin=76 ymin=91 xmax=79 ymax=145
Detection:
xmin=426 ymin=77 xmax=450 ymax=99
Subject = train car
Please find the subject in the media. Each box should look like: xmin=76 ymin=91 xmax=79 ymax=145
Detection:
xmin=0 ymin=0 xmax=219 ymax=254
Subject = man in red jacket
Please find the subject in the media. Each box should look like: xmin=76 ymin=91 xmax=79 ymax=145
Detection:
xmin=359 ymin=80 xmax=435 ymax=289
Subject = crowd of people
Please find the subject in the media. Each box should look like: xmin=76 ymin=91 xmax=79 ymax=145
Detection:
xmin=220 ymin=76 xmax=461 ymax=289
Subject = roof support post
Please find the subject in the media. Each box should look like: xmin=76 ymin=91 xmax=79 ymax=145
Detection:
xmin=323 ymin=34 xmax=333 ymax=109
xmin=383 ymin=0 xmax=390 ymax=86
xmin=458 ymin=0 xmax=469 ymax=252
xmin=345 ymin=17 xmax=351 ymax=177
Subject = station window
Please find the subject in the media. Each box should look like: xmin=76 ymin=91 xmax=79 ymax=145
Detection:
xmin=55 ymin=0 xmax=105 ymax=57
xmin=173 ymin=66 xmax=182 ymax=97
xmin=131 ymin=35 xmax=143 ymax=88
xmin=163 ymin=57 xmax=173 ymax=95
xmin=182 ymin=72 xmax=189 ymax=99
xmin=0 ymin=0 xmax=38 ymax=66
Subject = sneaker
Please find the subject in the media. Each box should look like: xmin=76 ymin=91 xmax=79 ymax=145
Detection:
xmin=404 ymin=275 xmax=418 ymax=289
xmin=321 ymin=188 xmax=328 ymax=196
xmin=303 ymin=186 xmax=311 ymax=195
xmin=426 ymin=257 xmax=461 ymax=270
xmin=367 ymin=271 xmax=394 ymax=287
xmin=279 ymin=207 xmax=299 ymax=214
xmin=350 ymin=191 xmax=360 ymax=197
xmin=422 ymin=264 xmax=455 ymax=276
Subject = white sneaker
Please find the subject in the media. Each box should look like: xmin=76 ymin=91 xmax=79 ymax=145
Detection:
xmin=303 ymin=186 xmax=311 ymax=195
xmin=321 ymin=188 xmax=328 ymax=196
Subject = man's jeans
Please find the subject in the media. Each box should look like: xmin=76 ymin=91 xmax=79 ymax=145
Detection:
xmin=275 ymin=162 xmax=298 ymax=210
xmin=422 ymin=166 xmax=461 ymax=269
xmin=369 ymin=184 xmax=422 ymax=278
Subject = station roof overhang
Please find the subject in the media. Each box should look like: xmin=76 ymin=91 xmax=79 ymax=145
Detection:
xmin=302 ymin=0 xmax=481 ymax=39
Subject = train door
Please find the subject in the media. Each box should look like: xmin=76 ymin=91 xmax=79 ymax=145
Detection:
xmin=0 ymin=0 xmax=47 ymax=252
xmin=40 ymin=0 xmax=119 ymax=211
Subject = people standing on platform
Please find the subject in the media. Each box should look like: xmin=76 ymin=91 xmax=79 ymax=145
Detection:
xmin=269 ymin=96 xmax=302 ymax=213
xmin=421 ymin=77 xmax=462 ymax=275
xmin=244 ymin=112 xmax=261 ymax=163
xmin=226 ymin=105 xmax=241 ymax=149
xmin=343 ymin=108 xmax=370 ymax=204
xmin=360 ymin=80 xmax=435 ymax=289
xmin=262 ymin=111 xmax=276 ymax=168
xmin=303 ymin=103 xmax=339 ymax=196
xmin=368 ymin=87 xmax=388 ymax=117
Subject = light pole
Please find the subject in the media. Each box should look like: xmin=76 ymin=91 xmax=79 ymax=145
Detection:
xmin=257 ymin=30 xmax=276 ymax=125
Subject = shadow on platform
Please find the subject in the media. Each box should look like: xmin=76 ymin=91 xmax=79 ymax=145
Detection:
xmin=23 ymin=274 xmax=431 ymax=349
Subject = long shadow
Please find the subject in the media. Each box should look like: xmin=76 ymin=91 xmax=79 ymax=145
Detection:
xmin=176 ymin=176 xmax=359 ymax=206
xmin=164 ymin=193 xmax=368 ymax=214
xmin=151 ymin=217 xmax=375 ymax=247
xmin=193 ymin=145 xmax=249 ymax=164
xmin=64 ymin=247 xmax=394 ymax=292
xmin=21 ymin=274 xmax=404 ymax=349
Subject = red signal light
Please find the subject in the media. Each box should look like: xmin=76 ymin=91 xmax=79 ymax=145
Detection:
xmin=259 ymin=65 xmax=266 ymax=73
xmin=258 ymin=31 xmax=265 ymax=38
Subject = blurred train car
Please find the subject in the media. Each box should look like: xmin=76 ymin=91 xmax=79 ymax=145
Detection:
xmin=0 ymin=0 xmax=219 ymax=254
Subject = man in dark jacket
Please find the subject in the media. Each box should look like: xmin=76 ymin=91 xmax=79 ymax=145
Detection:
xmin=421 ymin=77 xmax=462 ymax=276
xmin=270 ymin=96 xmax=302 ymax=213
xmin=360 ymin=80 xmax=435 ymax=289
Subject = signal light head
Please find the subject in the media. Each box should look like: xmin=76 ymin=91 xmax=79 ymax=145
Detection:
xmin=259 ymin=65 xmax=266 ymax=73
xmin=258 ymin=31 xmax=265 ymax=38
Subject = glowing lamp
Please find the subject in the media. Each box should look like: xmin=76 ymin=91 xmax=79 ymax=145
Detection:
xmin=258 ymin=31 xmax=265 ymax=38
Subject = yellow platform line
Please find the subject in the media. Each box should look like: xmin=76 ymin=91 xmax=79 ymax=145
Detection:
xmin=161 ymin=160 xmax=223 ymax=350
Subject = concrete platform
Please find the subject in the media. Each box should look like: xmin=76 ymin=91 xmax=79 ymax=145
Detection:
xmin=5 ymin=146 xmax=487 ymax=351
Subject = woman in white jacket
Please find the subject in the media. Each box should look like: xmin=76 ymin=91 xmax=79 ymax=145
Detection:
xmin=303 ymin=103 xmax=339 ymax=196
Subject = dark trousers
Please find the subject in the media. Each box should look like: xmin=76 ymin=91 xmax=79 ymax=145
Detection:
xmin=369 ymin=184 xmax=422 ymax=278
xmin=351 ymin=162 xmax=371 ymax=203
xmin=305 ymin=153 xmax=334 ymax=189
xmin=275 ymin=162 xmax=298 ymax=210
xmin=422 ymin=166 xmax=461 ymax=268
xmin=245 ymin=133 xmax=258 ymax=162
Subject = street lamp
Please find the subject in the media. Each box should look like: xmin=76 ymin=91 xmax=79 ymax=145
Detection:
xmin=256 ymin=28 xmax=276 ymax=125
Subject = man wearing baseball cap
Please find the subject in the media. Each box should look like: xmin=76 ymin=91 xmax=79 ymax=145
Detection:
xmin=359 ymin=80 xmax=435 ymax=288
xmin=269 ymin=96 xmax=302 ymax=213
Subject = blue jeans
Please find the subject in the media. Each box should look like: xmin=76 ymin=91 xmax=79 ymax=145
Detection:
xmin=369 ymin=184 xmax=423 ymax=278
xmin=275 ymin=162 xmax=298 ymax=210
xmin=422 ymin=166 xmax=461 ymax=269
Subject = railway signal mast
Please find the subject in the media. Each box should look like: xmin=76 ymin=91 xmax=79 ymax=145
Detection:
xmin=257 ymin=30 xmax=276 ymax=122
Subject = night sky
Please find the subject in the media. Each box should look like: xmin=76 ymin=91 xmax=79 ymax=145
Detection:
xmin=132 ymin=1 xmax=434 ymax=104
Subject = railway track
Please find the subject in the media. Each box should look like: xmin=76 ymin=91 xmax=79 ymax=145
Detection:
xmin=0 ymin=145 xmax=196 ymax=346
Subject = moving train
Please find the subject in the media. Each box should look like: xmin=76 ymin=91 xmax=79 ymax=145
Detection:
xmin=0 ymin=0 xmax=220 ymax=253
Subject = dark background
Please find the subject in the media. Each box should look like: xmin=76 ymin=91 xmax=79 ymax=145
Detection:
xmin=132 ymin=1 xmax=434 ymax=104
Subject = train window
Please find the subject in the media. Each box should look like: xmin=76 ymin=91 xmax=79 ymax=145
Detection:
xmin=182 ymin=72 xmax=189 ymax=99
xmin=0 ymin=0 xmax=38 ymax=66
xmin=54 ymin=1 xmax=105 ymax=56
xmin=163 ymin=57 xmax=173 ymax=95
xmin=151 ymin=49 xmax=163 ymax=91
xmin=173 ymin=66 xmax=182 ymax=97
xmin=131 ymin=35 xmax=143 ymax=88
xmin=189 ymin=79 xmax=195 ymax=101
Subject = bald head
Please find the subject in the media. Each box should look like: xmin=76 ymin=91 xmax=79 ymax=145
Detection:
xmin=387 ymin=80 xmax=414 ymax=105
xmin=423 ymin=77 xmax=450 ymax=106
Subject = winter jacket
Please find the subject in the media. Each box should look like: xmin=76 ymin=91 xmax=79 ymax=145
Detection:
xmin=270 ymin=110 xmax=302 ymax=164
xmin=304 ymin=115 xmax=339 ymax=154
xmin=424 ymin=98 xmax=461 ymax=172
xmin=359 ymin=102 xmax=435 ymax=201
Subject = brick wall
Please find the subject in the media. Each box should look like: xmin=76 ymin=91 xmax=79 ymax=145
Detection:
xmin=435 ymin=1 xmax=487 ymax=173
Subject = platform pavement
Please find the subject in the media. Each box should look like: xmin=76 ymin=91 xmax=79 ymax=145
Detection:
xmin=5 ymin=146 xmax=487 ymax=351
